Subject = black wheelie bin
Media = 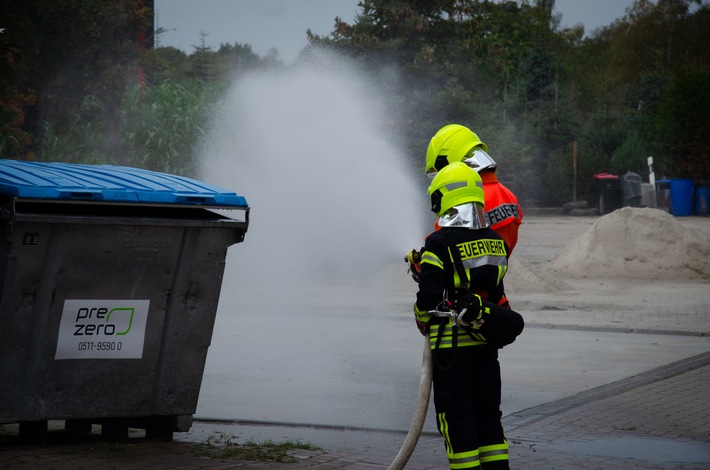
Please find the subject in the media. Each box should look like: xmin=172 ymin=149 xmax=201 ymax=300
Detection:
xmin=591 ymin=173 xmax=623 ymax=215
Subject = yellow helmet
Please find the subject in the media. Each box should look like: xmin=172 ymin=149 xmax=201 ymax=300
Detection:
xmin=425 ymin=124 xmax=490 ymax=177
xmin=427 ymin=162 xmax=484 ymax=216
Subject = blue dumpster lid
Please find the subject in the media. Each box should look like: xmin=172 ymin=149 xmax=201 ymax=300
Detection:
xmin=0 ymin=160 xmax=248 ymax=207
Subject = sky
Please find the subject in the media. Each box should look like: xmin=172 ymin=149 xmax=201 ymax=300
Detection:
xmin=154 ymin=0 xmax=636 ymax=63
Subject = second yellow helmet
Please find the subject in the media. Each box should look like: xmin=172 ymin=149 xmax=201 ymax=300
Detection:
xmin=427 ymin=162 xmax=485 ymax=216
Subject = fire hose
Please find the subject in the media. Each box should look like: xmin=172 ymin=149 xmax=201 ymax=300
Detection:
xmin=388 ymin=305 xmax=463 ymax=470
xmin=388 ymin=250 xmax=446 ymax=469
xmin=387 ymin=332 xmax=432 ymax=470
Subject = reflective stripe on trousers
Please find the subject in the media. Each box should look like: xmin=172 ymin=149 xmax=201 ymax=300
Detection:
xmin=480 ymin=441 xmax=509 ymax=466
xmin=438 ymin=412 xmax=509 ymax=468
xmin=438 ymin=412 xmax=481 ymax=468
xmin=433 ymin=346 xmax=510 ymax=469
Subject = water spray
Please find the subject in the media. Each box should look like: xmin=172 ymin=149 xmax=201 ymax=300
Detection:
xmin=199 ymin=49 xmax=426 ymax=291
xmin=198 ymin=49 xmax=433 ymax=465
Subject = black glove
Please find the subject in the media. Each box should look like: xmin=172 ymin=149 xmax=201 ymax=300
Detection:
xmin=456 ymin=293 xmax=488 ymax=328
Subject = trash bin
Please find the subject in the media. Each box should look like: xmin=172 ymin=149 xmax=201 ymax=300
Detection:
xmin=656 ymin=179 xmax=671 ymax=212
xmin=621 ymin=171 xmax=643 ymax=207
xmin=591 ymin=173 xmax=622 ymax=215
xmin=0 ymin=160 xmax=249 ymax=442
xmin=669 ymin=178 xmax=694 ymax=216
xmin=640 ymin=183 xmax=656 ymax=208
xmin=694 ymin=181 xmax=710 ymax=216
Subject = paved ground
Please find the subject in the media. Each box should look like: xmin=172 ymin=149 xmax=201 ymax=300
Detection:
xmin=1 ymin=352 xmax=709 ymax=469
xmin=1 ymin=214 xmax=709 ymax=469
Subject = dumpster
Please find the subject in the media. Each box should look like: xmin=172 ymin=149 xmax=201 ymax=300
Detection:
xmin=0 ymin=160 xmax=249 ymax=442
xmin=591 ymin=173 xmax=622 ymax=215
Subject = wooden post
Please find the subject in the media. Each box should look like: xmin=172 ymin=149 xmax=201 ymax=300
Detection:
xmin=573 ymin=141 xmax=578 ymax=202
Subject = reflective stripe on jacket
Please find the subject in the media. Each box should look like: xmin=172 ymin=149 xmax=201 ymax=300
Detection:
xmin=414 ymin=227 xmax=509 ymax=350
xmin=481 ymin=171 xmax=522 ymax=253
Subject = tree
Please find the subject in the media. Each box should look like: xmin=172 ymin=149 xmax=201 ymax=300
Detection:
xmin=598 ymin=0 xmax=710 ymax=180
xmin=647 ymin=65 xmax=710 ymax=178
xmin=0 ymin=0 xmax=153 ymax=158
xmin=307 ymin=1 xmax=568 ymax=203
xmin=189 ymin=31 xmax=218 ymax=82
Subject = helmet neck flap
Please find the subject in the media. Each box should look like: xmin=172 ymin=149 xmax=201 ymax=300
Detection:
xmin=462 ymin=147 xmax=497 ymax=173
xmin=437 ymin=202 xmax=488 ymax=229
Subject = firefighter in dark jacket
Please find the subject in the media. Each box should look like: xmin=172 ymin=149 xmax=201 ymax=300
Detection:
xmin=414 ymin=162 xmax=524 ymax=469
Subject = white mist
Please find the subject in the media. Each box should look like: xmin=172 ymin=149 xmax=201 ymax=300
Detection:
xmin=200 ymin=50 xmax=427 ymax=292
xmin=195 ymin=51 xmax=442 ymax=436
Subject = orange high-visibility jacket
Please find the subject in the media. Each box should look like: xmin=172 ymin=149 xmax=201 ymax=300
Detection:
xmin=429 ymin=171 xmax=523 ymax=252
xmin=480 ymin=171 xmax=523 ymax=254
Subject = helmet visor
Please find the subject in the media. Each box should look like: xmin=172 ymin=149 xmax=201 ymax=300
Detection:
xmin=462 ymin=148 xmax=497 ymax=173
xmin=437 ymin=202 xmax=487 ymax=229
xmin=426 ymin=148 xmax=496 ymax=178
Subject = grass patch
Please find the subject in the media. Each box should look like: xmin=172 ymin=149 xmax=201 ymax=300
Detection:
xmin=91 ymin=442 xmax=128 ymax=453
xmin=198 ymin=432 xmax=320 ymax=462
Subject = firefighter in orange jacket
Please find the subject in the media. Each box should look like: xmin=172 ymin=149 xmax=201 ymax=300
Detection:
xmin=407 ymin=124 xmax=523 ymax=300
xmin=425 ymin=124 xmax=523 ymax=254
xmin=415 ymin=162 xmax=524 ymax=469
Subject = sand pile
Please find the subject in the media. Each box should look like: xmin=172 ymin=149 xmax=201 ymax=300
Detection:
xmin=548 ymin=207 xmax=710 ymax=280
xmin=505 ymin=254 xmax=572 ymax=293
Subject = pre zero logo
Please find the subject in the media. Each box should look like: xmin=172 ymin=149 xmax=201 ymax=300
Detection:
xmin=55 ymin=299 xmax=149 ymax=360
xmin=73 ymin=306 xmax=135 ymax=336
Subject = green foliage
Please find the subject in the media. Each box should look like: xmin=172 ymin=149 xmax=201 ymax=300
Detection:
xmin=0 ymin=0 xmax=268 ymax=170
xmin=308 ymin=0 xmax=577 ymax=204
xmin=40 ymin=95 xmax=115 ymax=166
xmin=0 ymin=0 xmax=153 ymax=163
xmin=151 ymin=47 xmax=192 ymax=83
xmin=0 ymin=95 xmax=35 ymax=160
xmin=485 ymin=119 xmax=539 ymax=206
xmin=198 ymin=432 xmax=320 ymax=462
xmin=308 ymin=0 xmax=710 ymax=204
xmin=543 ymin=146 xmax=574 ymax=206
xmin=643 ymin=64 xmax=710 ymax=178
xmin=2 ymin=0 xmax=709 ymax=205
xmin=580 ymin=0 xmax=710 ymax=182
xmin=0 ymin=0 xmax=152 ymax=141
xmin=120 ymin=80 xmax=226 ymax=175
xmin=611 ymin=132 xmax=648 ymax=175
xmin=40 ymin=80 xmax=225 ymax=176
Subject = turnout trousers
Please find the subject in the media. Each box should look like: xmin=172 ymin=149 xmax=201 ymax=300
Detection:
xmin=433 ymin=344 xmax=509 ymax=469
